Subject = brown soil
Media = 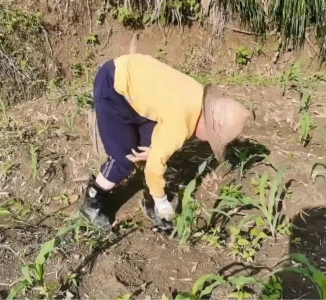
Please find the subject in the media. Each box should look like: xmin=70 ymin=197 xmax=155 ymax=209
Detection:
xmin=1 ymin=1 xmax=326 ymax=300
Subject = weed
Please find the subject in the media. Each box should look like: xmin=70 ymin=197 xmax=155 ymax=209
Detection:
xmin=291 ymin=237 xmax=301 ymax=246
xmin=220 ymin=182 xmax=244 ymax=200
xmin=64 ymin=112 xmax=76 ymax=131
xmin=227 ymin=276 xmax=257 ymax=300
xmin=198 ymin=227 xmax=225 ymax=249
xmin=111 ymin=6 xmax=143 ymax=27
xmin=86 ymin=34 xmax=99 ymax=46
xmin=0 ymin=206 xmax=11 ymax=217
xmin=170 ymin=159 xmax=208 ymax=244
xmin=279 ymin=62 xmax=303 ymax=95
xmin=261 ymin=275 xmax=283 ymax=300
xmin=235 ymin=47 xmax=251 ymax=67
xmin=71 ymin=64 xmax=86 ymax=78
xmin=119 ymin=220 xmax=138 ymax=230
xmin=229 ymin=224 xmax=267 ymax=263
xmin=66 ymin=272 xmax=78 ymax=288
xmin=6 ymin=198 xmax=34 ymax=219
xmin=29 ymin=144 xmax=39 ymax=184
xmin=75 ymin=92 xmax=93 ymax=109
xmin=280 ymin=63 xmax=317 ymax=146
xmin=0 ymin=161 xmax=17 ymax=177
xmin=233 ymin=147 xmax=268 ymax=179
xmin=155 ymin=46 xmax=167 ymax=60
xmin=52 ymin=193 xmax=70 ymax=205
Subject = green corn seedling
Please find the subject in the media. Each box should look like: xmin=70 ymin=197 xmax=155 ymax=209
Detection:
xmin=29 ymin=144 xmax=39 ymax=184
xmin=213 ymin=167 xmax=288 ymax=241
xmin=175 ymin=273 xmax=226 ymax=299
xmin=171 ymin=159 xmax=209 ymax=244
xmin=7 ymin=218 xmax=87 ymax=299
xmin=175 ymin=273 xmax=261 ymax=300
xmin=272 ymin=253 xmax=326 ymax=299
xmin=6 ymin=238 xmax=57 ymax=300
xmin=300 ymin=111 xmax=314 ymax=146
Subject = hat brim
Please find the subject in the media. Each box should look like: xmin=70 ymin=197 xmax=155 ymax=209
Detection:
xmin=202 ymin=84 xmax=250 ymax=163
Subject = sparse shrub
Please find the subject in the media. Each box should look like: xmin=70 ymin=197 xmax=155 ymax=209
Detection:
xmin=235 ymin=47 xmax=251 ymax=66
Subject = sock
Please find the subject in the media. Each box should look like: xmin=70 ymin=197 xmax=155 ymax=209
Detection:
xmin=95 ymin=173 xmax=116 ymax=191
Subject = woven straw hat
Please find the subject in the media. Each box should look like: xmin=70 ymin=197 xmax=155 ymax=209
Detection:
xmin=202 ymin=84 xmax=251 ymax=162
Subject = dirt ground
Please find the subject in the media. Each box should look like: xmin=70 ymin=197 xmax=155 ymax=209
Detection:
xmin=1 ymin=1 xmax=326 ymax=300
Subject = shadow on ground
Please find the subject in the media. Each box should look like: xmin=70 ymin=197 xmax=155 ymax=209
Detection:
xmin=279 ymin=207 xmax=326 ymax=300
xmin=226 ymin=138 xmax=272 ymax=174
xmin=272 ymin=206 xmax=326 ymax=299
xmin=104 ymin=138 xmax=216 ymax=222
xmin=104 ymin=137 xmax=270 ymax=223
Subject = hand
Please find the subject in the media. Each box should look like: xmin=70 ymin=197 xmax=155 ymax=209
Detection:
xmin=153 ymin=196 xmax=175 ymax=221
xmin=126 ymin=146 xmax=150 ymax=163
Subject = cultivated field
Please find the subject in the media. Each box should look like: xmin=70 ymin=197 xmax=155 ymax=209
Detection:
xmin=0 ymin=1 xmax=326 ymax=299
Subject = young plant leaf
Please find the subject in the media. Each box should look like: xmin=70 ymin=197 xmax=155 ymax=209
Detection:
xmin=117 ymin=293 xmax=133 ymax=300
xmin=35 ymin=237 xmax=56 ymax=265
xmin=21 ymin=265 xmax=33 ymax=285
xmin=0 ymin=207 xmax=11 ymax=216
xmin=192 ymin=274 xmax=225 ymax=296
xmin=6 ymin=280 xmax=29 ymax=300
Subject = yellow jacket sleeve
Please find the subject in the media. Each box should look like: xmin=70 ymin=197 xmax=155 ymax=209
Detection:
xmin=145 ymin=119 xmax=188 ymax=198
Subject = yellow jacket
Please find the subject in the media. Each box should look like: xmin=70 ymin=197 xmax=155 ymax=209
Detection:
xmin=114 ymin=54 xmax=204 ymax=198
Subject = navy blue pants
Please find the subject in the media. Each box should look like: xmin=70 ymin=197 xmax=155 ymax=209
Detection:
xmin=93 ymin=60 xmax=157 ymax=184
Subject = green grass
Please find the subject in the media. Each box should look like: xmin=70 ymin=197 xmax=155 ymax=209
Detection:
xmin=99 ymin=0 xmax=326 ymax=62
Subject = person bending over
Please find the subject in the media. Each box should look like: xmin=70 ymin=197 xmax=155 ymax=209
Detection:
xmin=81 ymin=53 xmax=250 ymax=231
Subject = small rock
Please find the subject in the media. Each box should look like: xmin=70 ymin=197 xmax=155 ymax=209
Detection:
xmin=73 ymin=254 xmax=80 ymax=260
xmin=65 ymin=290 xmax=74 ymax=300
xmin=69 ymin=194 xmax=79 ymax=203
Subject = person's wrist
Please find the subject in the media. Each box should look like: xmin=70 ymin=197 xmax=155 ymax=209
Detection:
xmin=152 ymin=195 xmax=168 ymax=203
